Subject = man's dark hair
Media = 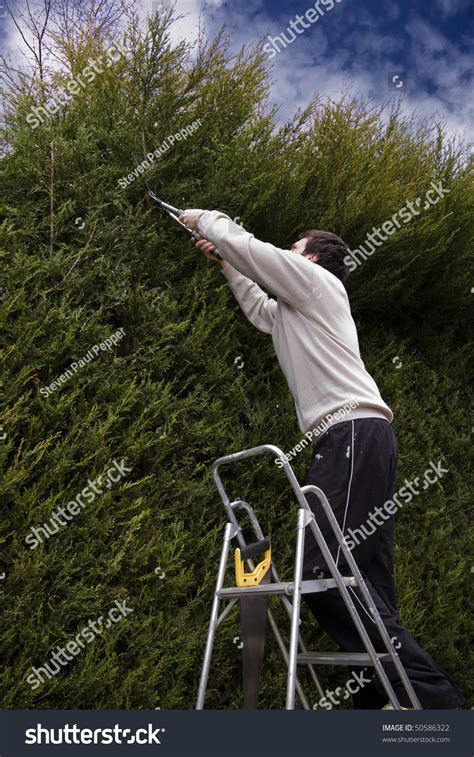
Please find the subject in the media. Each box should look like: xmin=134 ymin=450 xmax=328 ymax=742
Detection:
xmin=298 ymin=229 xmax=351 ymax=285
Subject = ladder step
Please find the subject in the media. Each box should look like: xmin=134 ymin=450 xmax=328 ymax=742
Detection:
xmin=297 ymin=652 xmax=391 ymax=666
xmin=218 ymin=576 xmax=357 ymax=599
xmin=219 ymin=582 xmax=289 ymax=598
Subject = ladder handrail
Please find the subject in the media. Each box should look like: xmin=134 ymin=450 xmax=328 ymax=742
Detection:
xmin=211 ymin=443 xmax=315 ymax=523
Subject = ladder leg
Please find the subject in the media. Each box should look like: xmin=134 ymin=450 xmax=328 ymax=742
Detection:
xmin=286 ymin=508 xmax=310 ymax=709
xmin=267 ymin=608 xmax=313 ymax=709
xmin=196 ymin=522 xmax=238 ymax=709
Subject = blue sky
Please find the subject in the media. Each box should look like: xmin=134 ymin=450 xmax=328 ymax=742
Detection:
xmin=166 ymin=0 xmax=473 ymax=145
xmin=1 ymin=0 xmax=472 ymax=144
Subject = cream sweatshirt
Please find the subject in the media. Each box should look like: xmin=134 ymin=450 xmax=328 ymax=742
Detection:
xmin=197 ymin=211 xmax=393 ymax=435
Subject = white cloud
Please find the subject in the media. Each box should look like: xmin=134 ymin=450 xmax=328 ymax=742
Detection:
xmin=384 ymin=1 xmax=400 ymax=21
xmin=404 ymin=16 xmax=473 ymax=140
xmin=435 ymin=0 xmax=465 ymax=16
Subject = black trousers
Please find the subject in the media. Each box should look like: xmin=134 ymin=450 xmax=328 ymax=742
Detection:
xmin=301 ymin=418 xmax=466 ymax=709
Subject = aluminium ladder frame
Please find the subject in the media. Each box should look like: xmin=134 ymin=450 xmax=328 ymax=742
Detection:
xmin=196 ymin=444 xmax=422 ymax=711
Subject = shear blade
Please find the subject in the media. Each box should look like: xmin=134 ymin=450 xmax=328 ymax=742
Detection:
xmin=239 ymin=569 xmax=271 ymax=709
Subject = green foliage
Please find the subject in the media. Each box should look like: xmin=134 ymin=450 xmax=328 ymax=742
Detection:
xmin=0 ymin=9 xmax=472 ymax=709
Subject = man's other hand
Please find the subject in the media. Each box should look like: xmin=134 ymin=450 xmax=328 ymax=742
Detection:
xmin=191 ymin=236 xmax=223 ymax=264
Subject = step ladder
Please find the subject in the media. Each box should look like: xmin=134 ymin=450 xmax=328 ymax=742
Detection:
xmin=196 ymin=444 xmax=422 ymax=711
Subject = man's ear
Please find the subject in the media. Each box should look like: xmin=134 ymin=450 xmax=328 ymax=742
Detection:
xmin=304 ymin=252 xmax=319 ymax=264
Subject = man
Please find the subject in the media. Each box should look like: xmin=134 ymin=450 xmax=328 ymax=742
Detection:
xmin=179 ymin=208 xmax=466 ymax=710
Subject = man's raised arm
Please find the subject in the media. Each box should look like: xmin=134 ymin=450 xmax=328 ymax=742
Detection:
xmin=180 ymin=209 xmax=317 ymax=310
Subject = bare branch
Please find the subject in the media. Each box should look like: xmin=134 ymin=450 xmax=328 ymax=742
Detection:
xmin=49 ymin=139 xmax=54 ymax=257
xmin=4 ymin=1 xmax=38 ymax=63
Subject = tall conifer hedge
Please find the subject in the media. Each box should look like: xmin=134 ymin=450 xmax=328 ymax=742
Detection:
xmin=0 ymin=8 xmax=472 ymax=708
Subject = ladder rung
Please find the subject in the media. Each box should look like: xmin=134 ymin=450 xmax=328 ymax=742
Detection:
xmin=218 ymin=576 xmax=357 ymax=599
xmin=297 ymin=652 xmax=391 ymax=666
